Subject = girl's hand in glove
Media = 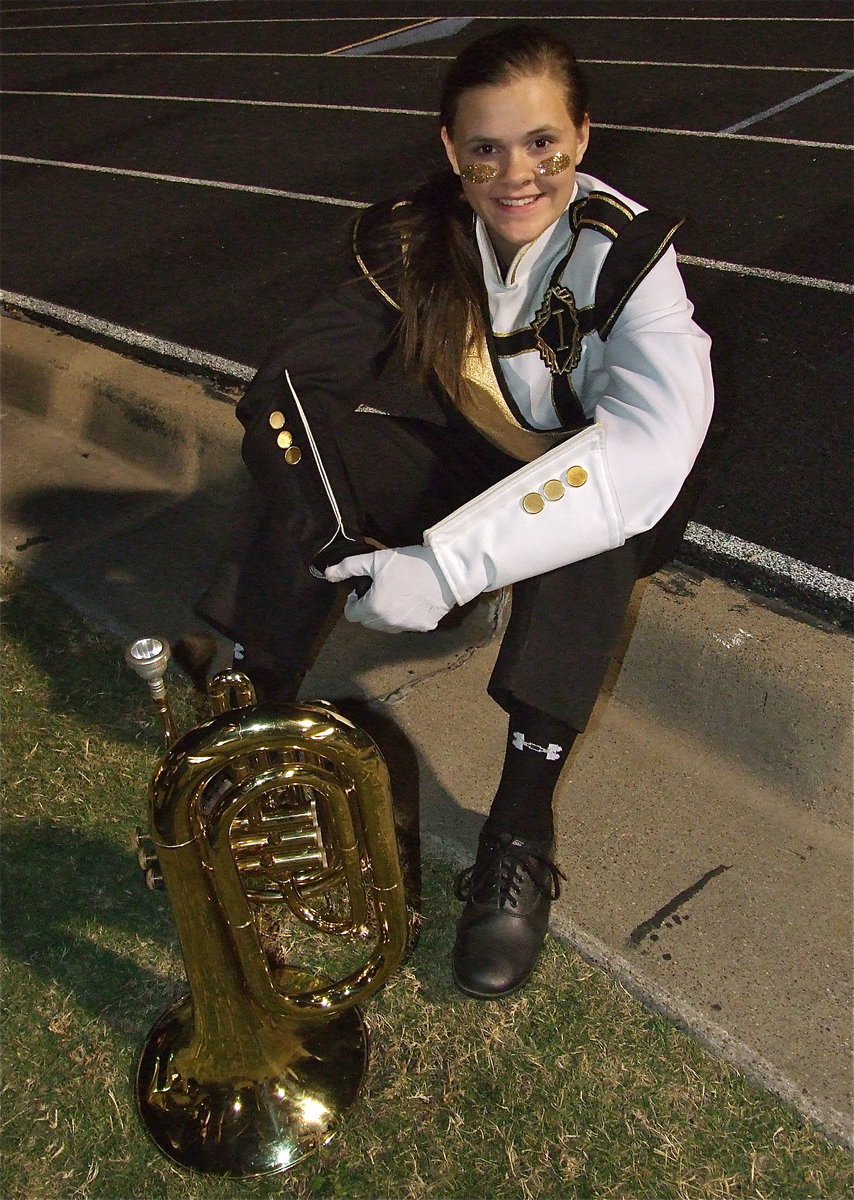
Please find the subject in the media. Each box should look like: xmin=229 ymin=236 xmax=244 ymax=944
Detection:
xmin=324 ymin=545 xmax=457 ymax=633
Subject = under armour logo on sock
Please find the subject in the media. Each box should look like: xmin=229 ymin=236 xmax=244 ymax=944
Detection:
xmin=512 ymin=731 xmax=563 ymax=760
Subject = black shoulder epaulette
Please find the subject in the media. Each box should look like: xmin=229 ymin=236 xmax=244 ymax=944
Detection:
xmin=351 ymin=198 xmax=411 ymax=312
xmin=571 ymin=192 xmax=685 ymax=338
xmin=571 ymin=190 xmax=637 ymax=240
xmin=595 ymin=208 xmax=685 ymax=337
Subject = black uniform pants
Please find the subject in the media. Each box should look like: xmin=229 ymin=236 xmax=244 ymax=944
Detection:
xmin=198 ymin=386 xmax=662 ymax=733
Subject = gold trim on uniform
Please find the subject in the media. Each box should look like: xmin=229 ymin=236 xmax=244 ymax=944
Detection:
xmin=599 ymin=216 xmax=685 ymax=338
xmin=452 ymin=335 xmax=568 ymax=463
xmin=492 ymin=300 xmax=595 ymax=345
xmin=583 ymin=218 xmax=620 ymax=239
xmin=587 ymin=191 xmax=635 ymax=222
xmin=490 ymin=344 xmax=539 ymax=359
xmin=570 ymin=191 xmax=635 ymax=239
xmin=507 ymin=240 xmax=536 ymax=286
xmin=351 ymin=212 xmax=402 ymax=312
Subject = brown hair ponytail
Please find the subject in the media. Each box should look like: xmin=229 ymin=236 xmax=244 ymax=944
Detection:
xmin=394 ymin=172 xmax=486 ymax=403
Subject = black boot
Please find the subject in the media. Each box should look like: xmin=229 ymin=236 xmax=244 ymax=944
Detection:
xmin=452 ymin=831 xmax=564 ymax=999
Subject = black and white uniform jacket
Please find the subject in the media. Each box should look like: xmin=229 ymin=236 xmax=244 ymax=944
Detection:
xmin=236 ymin=172 xmax=713 ymax=602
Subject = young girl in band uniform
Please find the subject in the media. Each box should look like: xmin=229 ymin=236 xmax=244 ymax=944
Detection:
xmin=199 ymin=25 xmax=714 ymax=999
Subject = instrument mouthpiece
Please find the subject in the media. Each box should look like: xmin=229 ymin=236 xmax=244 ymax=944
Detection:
xmin=126 ymin=636 xmax=178 ymax=745
xmin=126 ymin=637 xmax=171 ymax=695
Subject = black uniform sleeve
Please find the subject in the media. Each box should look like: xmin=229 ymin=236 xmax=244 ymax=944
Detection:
xmin=236 ymin=199 xmax=446 ymax=429
xmin=197 ymin=202 xmax=434 ymax=643
xmin=236 ymin=273 xmax=400 ymax=428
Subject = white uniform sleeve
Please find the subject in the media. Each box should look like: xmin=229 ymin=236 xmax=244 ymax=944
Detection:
xmin=424 ymin=247 xmax=713 ymax=606
xmin=592 ymin=245 xmax=714 ymax=537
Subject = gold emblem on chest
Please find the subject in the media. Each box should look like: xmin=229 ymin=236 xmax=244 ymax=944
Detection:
xmin=531 ymin=284 xmax=583 ymax=375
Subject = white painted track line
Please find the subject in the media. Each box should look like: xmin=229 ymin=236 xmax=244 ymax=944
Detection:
xmin=2 ymin=12 xmax=850 ymax=24
xmin=720 ymin=70 xmax=853 ymax=134
xmin=0 ymin=154 xmax=367 ymax=208
xmin=0 ymin=53 xmax=848 ymax=74
xmin=3 ymin=92 xmax=850 ymax=151
xmin=1 ymin=88 xmax=437 ymax=117
xmin=4 ymin=153 xmax=852 ymax=294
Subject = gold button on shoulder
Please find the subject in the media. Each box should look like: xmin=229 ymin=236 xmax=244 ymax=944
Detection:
xmin=522 ymin=492 xmax=545 ymax=515
xmin=284 ymin=446 xmax=302 ymax=465
xmin=268 ymin=410 xmax=285 ymax=430
xmin=276 ymin=430 xmax=293 ymax=448
xmin=566 ymin=466 xmax=588 ymax=488
xmin=543 ymin=479 xmax=565 ymax=502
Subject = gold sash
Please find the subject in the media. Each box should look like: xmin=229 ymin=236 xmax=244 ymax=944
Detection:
xmin=451 ymin=337 xmax=568 ymax=463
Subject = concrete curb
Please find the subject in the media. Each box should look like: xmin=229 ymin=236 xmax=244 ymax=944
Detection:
xmin=1 ymin=312 xmax=242 ymax=492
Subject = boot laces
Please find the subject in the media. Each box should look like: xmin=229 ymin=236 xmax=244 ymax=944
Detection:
xmin=454 ymin=835 xmax=565 ymax=909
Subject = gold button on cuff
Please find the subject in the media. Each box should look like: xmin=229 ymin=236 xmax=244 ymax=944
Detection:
xmin=522 ymin=492 xmax=545 ymax=515
xmin=276 ymin=430 xmax=293 ymax=449
xmin=284 ymin=446 xmax=302 ymax=465
xmin=543 ymin=479 xmax=565 ymax=502
xmin=566 ymin=466 xmax=588 ymax=488
xmin=269 ymin=411 xmax=285 ymax=430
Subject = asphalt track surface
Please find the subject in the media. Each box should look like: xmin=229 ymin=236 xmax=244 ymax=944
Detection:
xmin=1 ymin=0 xmax=852 ymax=621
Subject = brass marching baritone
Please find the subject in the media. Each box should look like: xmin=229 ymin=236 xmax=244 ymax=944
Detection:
xmin=126 ymin=636 xmax=408 ymax=1177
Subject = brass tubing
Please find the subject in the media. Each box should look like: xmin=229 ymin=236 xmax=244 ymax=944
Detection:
xmin=148 ymin=706 xmax=407 ymax=1017
xmin=206 ymin=669 xmax=256 ymax=713
xmin=235 ymin=845 xmax=328 ymax=874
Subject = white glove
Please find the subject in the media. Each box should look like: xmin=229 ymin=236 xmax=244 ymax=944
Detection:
xmin=324 ymin=545 xmax=457 ymax=633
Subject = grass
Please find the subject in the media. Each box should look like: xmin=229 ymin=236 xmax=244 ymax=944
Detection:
xmin=2 ymin=565 xmax=852 ymax=1200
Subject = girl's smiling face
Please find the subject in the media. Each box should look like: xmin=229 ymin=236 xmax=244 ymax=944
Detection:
xmin=441 ymin=72 xmax=590 ymax=268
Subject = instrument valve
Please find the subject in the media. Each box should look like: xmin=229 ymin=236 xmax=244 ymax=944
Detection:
xmin=144 ymin=865 xmax=165 ymax=891
xmin=131 ymin=826 xmax=165 ymax=891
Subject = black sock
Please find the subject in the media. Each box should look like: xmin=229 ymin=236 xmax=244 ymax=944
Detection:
xmin=484 ymin=702 xmax=578 ymax=844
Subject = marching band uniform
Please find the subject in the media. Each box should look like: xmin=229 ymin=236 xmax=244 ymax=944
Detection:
xmin=197 ymin=166 xmax=713 ymax=998
xmin=199 ymin=171 xmax=713 ymax=733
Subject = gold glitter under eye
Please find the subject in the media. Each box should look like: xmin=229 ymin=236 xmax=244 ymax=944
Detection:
xmin=536 ymin=153 xmax=573 ymax=177
xmin=460 ymin=162 xmax=499 ymax=184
